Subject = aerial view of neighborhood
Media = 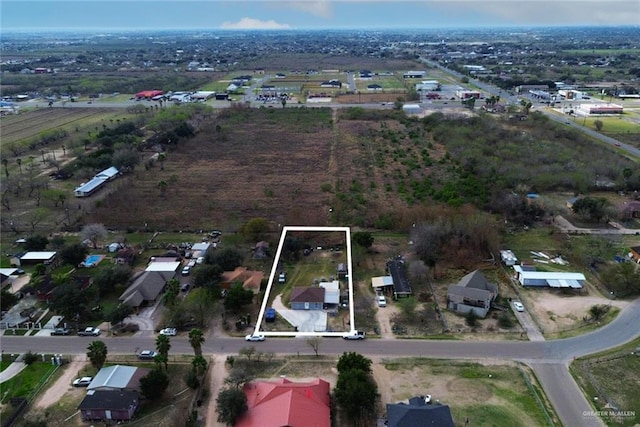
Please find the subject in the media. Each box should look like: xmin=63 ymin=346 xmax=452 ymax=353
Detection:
xmin=0 ymin=1 xmax=639 ymax=426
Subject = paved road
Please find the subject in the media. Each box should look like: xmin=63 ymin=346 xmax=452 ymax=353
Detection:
xmin=2 ymin=298 xmax=639 ymax=427
xmin=554 ymin=215 xmax=640 ymax=236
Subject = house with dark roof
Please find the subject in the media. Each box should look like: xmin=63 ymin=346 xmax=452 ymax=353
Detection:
xmin=387 ymin=258 xmax=412 ymax=298
xmin=78 ymin=390 xmax=139 ymax=422
xmin=386 ymin=396 xmax=455 ymax=427
xmin=447 ymin=270 xmax=497 ymax=318
xmin=253 ymin=241 xmax=269 ymax=259
xmin=619 ymin=201 xmax=640 ymax=220
xmin=367 ymin=84 xmax=383 ymax=91
xmin=235 ymin=378 xmax=331 ymax=427
xmin=290 ymin=287 xmax=325 ymax=310
xmin=119 ymin=271 xmax=174 ymax=308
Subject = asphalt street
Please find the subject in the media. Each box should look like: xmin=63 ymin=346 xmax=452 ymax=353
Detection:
xmin=2 ymin=298 xmax=639 ymax=427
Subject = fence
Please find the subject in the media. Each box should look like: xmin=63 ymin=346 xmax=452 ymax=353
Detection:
xmin=517 ymin=363 xmax=556 ymax=427
xmin=425 ymin=273 xmax=449 ymax=333
xmin=1 ymin=362 xmax=60 ymax=427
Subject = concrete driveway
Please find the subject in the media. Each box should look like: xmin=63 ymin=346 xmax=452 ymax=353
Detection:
xmin=513 ymin=306 xmax=545 ymax=341
xmin=271 ymin=295 xmax=327 ymax=332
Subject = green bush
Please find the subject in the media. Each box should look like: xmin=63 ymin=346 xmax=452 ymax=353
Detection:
xmin=23 ymin=351 xmax=39 ymax=366
xmin=498 ymin=313 xmax=514 ymax=328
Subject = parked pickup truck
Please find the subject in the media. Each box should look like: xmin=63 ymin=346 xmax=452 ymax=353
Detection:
xmin=342 ymin=331 xmax=366 ymax=340
xmin=78 ymin=327 xmax=101 ymax=336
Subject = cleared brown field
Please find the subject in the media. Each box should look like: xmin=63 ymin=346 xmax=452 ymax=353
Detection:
xmin=88 ymin=108 xmax=338 ymax=230
xmin=85 ymin=106 xmax=449 ymax=231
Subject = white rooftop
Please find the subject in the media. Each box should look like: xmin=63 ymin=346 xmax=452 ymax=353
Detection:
xmin=145 ymin=261 xmax=181 ymax=272
xmin=20 ymin=251 xmax=57 ymax=260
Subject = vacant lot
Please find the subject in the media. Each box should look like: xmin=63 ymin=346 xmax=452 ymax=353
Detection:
xmin=571 ymin=338 xmax=640 ymax=427
xmin=88 ymin=108 xmax=335 ymax=230
xmin=378 ymin=358 xmax=560 ymax=426
xmin=1 ymin=107 xmax=124 ymax=148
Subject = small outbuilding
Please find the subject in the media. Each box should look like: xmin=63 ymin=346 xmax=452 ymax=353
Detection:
xmin=18 ymin=251 xmax=57 ymax=266
xmin=387 ymin=258 xmax=412 ymax=298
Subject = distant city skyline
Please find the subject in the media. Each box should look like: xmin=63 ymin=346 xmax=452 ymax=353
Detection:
xmin=2 ymin=0 xmax=639 ymax=31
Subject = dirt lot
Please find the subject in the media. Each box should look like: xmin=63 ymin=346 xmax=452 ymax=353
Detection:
xmin=525 ymin=290 xmax=629 ymax=334
xmin=33 ymin=358 xmax=87 ymax=409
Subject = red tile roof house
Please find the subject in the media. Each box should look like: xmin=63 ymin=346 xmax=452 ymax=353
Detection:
xmin=220 ymin=267 xmax=265 ymax=293
xmin=235 ymin=378 xmax=331 ymax=427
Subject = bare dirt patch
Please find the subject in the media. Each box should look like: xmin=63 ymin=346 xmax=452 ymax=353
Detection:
xmin=375 ymin=359 xmax=550 ymax=426
xmin=525 ymin=291 xmax=629 ymax=334
xmin=89 ymin=108 xmax=336 ymax=230
xmin=204 ymin=355 xmax=228 ymax=427
xmin=34 ymin=357 xmax=87 ymax=409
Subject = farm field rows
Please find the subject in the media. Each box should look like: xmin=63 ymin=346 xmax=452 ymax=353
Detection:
xmin=0 ymin=107 xmax=124 ymax=146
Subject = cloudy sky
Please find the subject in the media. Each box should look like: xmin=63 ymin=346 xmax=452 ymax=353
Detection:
xmin=2 ymin=0 xmax=638 ymax=31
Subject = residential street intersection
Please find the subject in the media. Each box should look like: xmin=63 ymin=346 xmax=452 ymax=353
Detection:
xmin=2 ymin=298 xmax=639 ymax=427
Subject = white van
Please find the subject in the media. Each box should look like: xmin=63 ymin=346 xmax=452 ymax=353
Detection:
xmin=377 ymin=295 xmax=387 ymax=307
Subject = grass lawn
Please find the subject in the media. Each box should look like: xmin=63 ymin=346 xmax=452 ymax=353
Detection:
xmin=571 ymin=338 xmax=640 ymax=426
xmin=0 ymin=361 xmax=57 ymax=404
xmin=0 ymin=360 xmax=13 ymax=372
xmin=275 ymin=249 xmax=347 ymax=305
xmin=502 ymin=227 xmax=568 ymax=262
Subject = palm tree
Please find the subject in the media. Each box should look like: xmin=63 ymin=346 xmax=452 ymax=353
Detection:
xmin=155 ymin=334 xmax=171 ymax=371
xmin=16 ymin=158 xmax=22 ymax=174
xmin=87 ymin=340 xmax=108 ymax=370
xmin=192 ymin=355 xmax=208 ymax=378
xmin=188 ymin=328 xmax=205 ymax=357
xmin=2 ymin=158 xmax=8 ymax=178
xmin=158 ymin=153 xmax=166 ymax=170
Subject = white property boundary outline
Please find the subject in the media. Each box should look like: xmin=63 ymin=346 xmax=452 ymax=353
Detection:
xmin=251 ymin=226 xmax=356 ymax=338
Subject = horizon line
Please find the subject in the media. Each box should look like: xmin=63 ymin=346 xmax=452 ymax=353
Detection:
xmin=3 ymin=23 xmax=638 ymax=33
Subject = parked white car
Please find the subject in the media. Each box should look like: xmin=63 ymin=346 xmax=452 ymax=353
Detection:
xmin=513 ymin=301 xmax=525 ymax=312
xmin=78 ymin=327 xmax=101 ymax=336
xmin=376 ymin=295 xmax=387 ymax=307
xmin=159 ymin=328 xmax=177 ymax=336
xmin=73 ymin=376 xmax=93 ymax=387
xmin=245 ymin=334 xmax=265 ymax=342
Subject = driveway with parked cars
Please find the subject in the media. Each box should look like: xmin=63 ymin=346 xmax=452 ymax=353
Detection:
xmin=271 ymin=295 xmax=327 ymax=332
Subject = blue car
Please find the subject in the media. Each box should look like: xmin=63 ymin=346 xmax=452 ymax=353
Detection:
xmin=265 ymin=308 xmax=276 ymax=322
